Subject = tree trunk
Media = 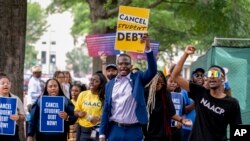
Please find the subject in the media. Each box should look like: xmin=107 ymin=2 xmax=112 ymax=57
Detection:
xmin=86 ymin=0 xmax=117 ymax=73
xmin=0 ymin=0 xmax=27 ymax=140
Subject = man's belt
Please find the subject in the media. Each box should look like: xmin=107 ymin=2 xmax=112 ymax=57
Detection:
xmin=111 ymin=121 xmax=141 ymax=127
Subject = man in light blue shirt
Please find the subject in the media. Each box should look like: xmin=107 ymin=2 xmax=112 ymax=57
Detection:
xmin=99 ymin=35 xmax=157 ymax=141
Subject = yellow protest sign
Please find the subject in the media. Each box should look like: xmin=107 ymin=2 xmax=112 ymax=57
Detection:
xmin=115 ymin=6 xmax=150 ymax=53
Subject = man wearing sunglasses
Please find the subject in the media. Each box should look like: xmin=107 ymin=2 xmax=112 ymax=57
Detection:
xmin=181 ymin=67 xmax=205 ymax=141
xmin=171 ymin=45 xmax=242 ymax=141
xmin=191 ymin=68 xmax=205 ymax=86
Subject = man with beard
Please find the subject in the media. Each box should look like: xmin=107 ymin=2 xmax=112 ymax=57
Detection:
xmin=100 ymin=54 xmax=118 ymax=81
xmin=171 ymin=45 xmax=242 ymax=141
xmin=105 ymin=64 xmax=118 ymax=80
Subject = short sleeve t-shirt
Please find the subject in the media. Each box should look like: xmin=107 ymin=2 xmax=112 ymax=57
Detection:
xmin=75 ymin=90 xmax=103 ymax=127
xmin=189 ymin=83 xmax=242 ymax=141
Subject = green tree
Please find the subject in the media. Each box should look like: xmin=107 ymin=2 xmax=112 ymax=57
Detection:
xmin=48 ymin=0 xmax=165 ymax=72
xmin=25 ymin=2 xmax=47 ymax=70
xmin=48 ymin=0 xmax=250 ymax=70
xmin=66 ymin=47 xmax=92 ymax=77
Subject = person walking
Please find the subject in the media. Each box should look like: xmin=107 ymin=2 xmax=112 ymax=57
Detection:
xmin=27 ymin=79 xmax=77 ymax=141
xmin=74 ymin=73 xmax=107 ymax=141
xmin=27 ymin=65 xmax=45 ymax=108
xmin=0 ymin=72 xmax=25 ymax=141
xmin=171 ymin=45 xmax=242 ymax=141
xmin=143 ymin=71 xmax=190 ymax=141
xmin=63 ymin=71 xmax=73 ymax=99
xmin=68 ymin=81 xmax=87 ymax=141
xmin=99 ymin=34 xmax=157 ymax=141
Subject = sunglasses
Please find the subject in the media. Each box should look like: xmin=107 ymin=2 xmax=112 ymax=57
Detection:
xmin=207 ymin=70 xmax=222 ymax=78
xmin=193 ymin=74 xmax=204 ymax=78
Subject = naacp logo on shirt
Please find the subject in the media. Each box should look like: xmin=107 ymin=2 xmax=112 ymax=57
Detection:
xmin=200 ymin=98 xmax=225 ymax=115
xmin=83 ymin=101 xmax=102 ymax=107
xmin=230 ymin=125 xmax=250 ymax=141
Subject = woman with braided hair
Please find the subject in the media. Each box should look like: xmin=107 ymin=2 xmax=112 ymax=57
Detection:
xmin=143 ymin=71 xmax=190 ymax=141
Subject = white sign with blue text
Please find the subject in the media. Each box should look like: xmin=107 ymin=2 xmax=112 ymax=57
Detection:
xmin=0 ymin=97 xmax=17 ymax=135
xmin=39 ymin=96 xmax=64 ymax=132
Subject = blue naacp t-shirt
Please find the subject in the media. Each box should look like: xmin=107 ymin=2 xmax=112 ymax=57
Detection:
xmin=170 ymin=92 xmax=183 ymax=127
xmin=39 ymin=96 xmax=64 ymax=133
xmin=0 ymin=97 xmax=17 ymax=135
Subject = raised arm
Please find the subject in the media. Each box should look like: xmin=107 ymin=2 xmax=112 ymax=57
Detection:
xmin=141 ymin=34 xmax=157 ymax=84
xmin=171 ymin=45 xmax=196 ymax=92
xmin=100 ymin=52 xmax=108 ymax=80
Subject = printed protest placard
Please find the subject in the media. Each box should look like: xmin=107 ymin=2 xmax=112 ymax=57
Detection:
xmin=115 ymin=6 xmax=150 ymax=53
xmin=0 ymin=97 xmax=17 ymax=135
xmin=86 ymin=33 xmax=120 ymax=57
xmin=127 ymin=41 xmax=160 ymax=60
xmin=170 ymin=92 xmax=184 ymax=127
xmin=40 ymin=96 xmax=64 ymax=132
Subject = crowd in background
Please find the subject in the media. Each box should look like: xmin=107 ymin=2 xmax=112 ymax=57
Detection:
xmin=0 ymin=37 xmax=241 ymax=141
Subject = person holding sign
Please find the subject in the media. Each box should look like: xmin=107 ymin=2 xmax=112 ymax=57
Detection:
xmin=27 ymin=79 xmax=77 ymax=141
xmin=166 ymin=75 xmax=190 ymax=141
xmin=99 ymin=34 xmax=157 ymax=141
xmin=143 ymin=71 xmax=191 ymax=141
xmin=74 ymin=72 xmax=107 ymax=141
xmin=0 ymin=72 xmax=25 ymax=141
xmin=171 ymin=45 xmax=242 ymax=141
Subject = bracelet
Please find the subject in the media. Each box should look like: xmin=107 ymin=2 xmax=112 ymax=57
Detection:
xmin=102 ymin=62 xmax=107 ymax=65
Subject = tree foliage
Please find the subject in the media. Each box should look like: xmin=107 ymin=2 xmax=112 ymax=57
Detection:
xmin=47 ymin=0 xmax=250 ymax=71
xmin=25 ymin=2 xmax=47 ymax=70
xmin=65 ymin=48 xmax=92 ymax=77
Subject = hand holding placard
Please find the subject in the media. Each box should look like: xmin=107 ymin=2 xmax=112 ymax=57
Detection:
xmin=182 ymin=118 xmax=193 ymax=126
xmin=141 ymin=33 xmax=150 ymax=51
xmin=59 ymin=111 xmax=68 ymax=120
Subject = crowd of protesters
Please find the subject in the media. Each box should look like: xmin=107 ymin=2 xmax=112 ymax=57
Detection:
xmin=0 ymin=35 xmax=242 ymax=141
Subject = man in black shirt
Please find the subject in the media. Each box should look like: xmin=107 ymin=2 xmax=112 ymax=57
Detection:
xmin=171 ymin=45 xmax=242 ymax=141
